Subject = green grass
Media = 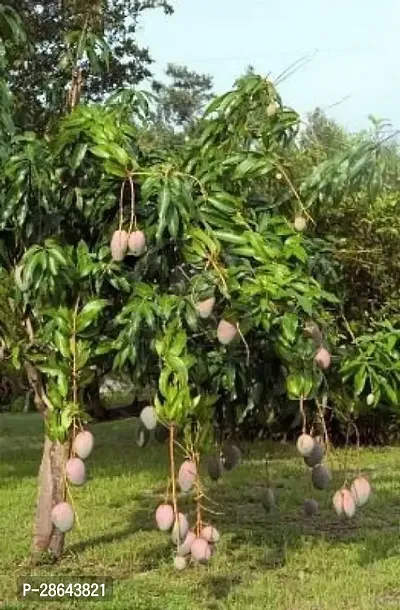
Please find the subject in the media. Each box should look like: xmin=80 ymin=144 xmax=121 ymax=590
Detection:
xmin=1 ymin=414 xmax=400 ymax=610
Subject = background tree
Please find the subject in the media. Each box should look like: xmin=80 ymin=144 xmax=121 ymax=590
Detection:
xmin=6 ymin=0 xmax=174 ymax=131
xmin=138 ymin=63 xmax=214 ymax=153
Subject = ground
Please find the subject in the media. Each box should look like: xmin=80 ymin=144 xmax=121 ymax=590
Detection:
xmin=1 ymin=414 xmax=400 ymax=610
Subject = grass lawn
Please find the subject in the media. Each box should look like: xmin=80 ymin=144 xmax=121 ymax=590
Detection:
xmin=1 ymin=413 xmax=400 ymax=609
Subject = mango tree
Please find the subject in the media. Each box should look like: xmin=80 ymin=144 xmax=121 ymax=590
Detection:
xmin=0 ymin=7 xmax=342 ymax=562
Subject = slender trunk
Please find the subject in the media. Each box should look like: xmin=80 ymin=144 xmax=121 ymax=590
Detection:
xmin=32 ymin=436 xmax=71 ymax=560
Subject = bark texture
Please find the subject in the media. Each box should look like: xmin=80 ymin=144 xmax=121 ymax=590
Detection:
xmin=32 ymin=436 xmax=71 ymax=559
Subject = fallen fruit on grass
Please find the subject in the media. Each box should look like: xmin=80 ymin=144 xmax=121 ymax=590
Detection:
xmin=135 ymin=424 xmax=150 ymax=448
xmin=51 ymin=502 xmax=75 ymax=533
xmin=207 ymin=455 xmax=224 ymax=481
xmin=196 ymin=297 xmax=215 ymax=319
xmin=155 ymin=504 xmax=174 ymax=531
xmin=333 ymin=488 xmax=356 ymax=518
xmin=190 ymin=537 xmax=211 ymax=563
xmin=178 ymin=460 xmax=197 ymax=492
xmin=217 ymin=319 xmax=238 ymax=345
xmin=296 ymin=434 xmax=315 ymax=457
xmin=304 ymin=442 xmax=325 ymax=467
xmin=110 ymin=230 xmax=128 ymax=261
xmin=171 ymin=513 xmax=189 ymax=544
xmin=173 ymin=555 xmax=187 ymax=571
xmin=303 ymin=498 xmax=319 ymax=516
xmin=311 ymin=464 xmax=331 ymax=490
xmin=65 ymin=457 xmax=86 ymax=486
xmin=350 ymin=476 xmax=371 ymax=507
xmin=73 ymin=430 xmax=94 ymax=460
xmin=128 ymin=230 xmax=146 ymax=256
xmin=177 ymin=531 xmax=196 ymax=557
xmin=261 ymin=488 xmax=276 ymax=512
xmin=222 ymin=443 xmax=241 ymax=470
xmin=314 ymin=347 xmax=331 ymax=370
xmin=294 ymin=215 xmax=307 ymax=232
xmin=200 ymin=526 xmax=220 ymax=543
xmin=140 ymin=406 xmax=157 ymax=430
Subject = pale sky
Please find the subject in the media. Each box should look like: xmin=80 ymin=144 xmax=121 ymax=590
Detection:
xmin=136 ymin=0 xmax=400 ymax=132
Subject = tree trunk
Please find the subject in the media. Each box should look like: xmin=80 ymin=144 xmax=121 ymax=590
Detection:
xmin=32 ymin=436 xmax=71 ymax=560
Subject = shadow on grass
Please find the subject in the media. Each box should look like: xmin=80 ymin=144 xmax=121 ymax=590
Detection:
xmin=3 ymin=412 xmax=400 ymax=590
xmin=67 ymin=451 xmax=400 ymax=572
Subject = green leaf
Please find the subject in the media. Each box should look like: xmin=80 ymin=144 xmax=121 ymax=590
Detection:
xmin=381 ymin=379 xmax=398 ymax=406
xmin=76 ymin=299 xmax=109 ymax=333
xmin=108 ymin=143 xmax=129 ymax=167
xmin=90 ymin=145 xmax=111 ymax=159
xmin=170 ymin=330 xmax=186 ymax=357
xmin=61 ymin=408 xmax=73 ymax=430
xmin=54 ymin=330 xmax=70 ymax=358
xmin=212 ymin=230 xmax=246 ymax=245
xmin=165 ymin=355 xmax=188 ymax=383
xmin=58 ymin=372 xmax=69 ymax=399
xmin=103 ymin=160 xmax=127 ymax=177
xmin=302 ymin=375 xmax=314 ymax=398
xmin=76 ymin=240 xmax=93 ymax=278
xmin=156 ymin=181 xmax=171 ymax=240
xmin=11 ymin=345 xmax=21 ymax=370
xmin=71 ymin=143 xmax=88 ymax=169
xmin=286 ymin=374 xmax=303 ymax=398
xmin=281 ymin=313 xmax=298 ymax=343
xmin=354 ymin=365 xmax=367 ymax=396
xmin=38 ymin=365 xmax=63 ymax=377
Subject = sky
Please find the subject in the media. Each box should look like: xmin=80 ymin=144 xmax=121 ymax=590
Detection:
xmin=135 ymin=0 xmax=400 ymax=132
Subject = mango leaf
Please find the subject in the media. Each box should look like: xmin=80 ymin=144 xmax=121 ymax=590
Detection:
xmin=165 ymin=354 xmax=188 ymax=383
xmin=381 ymin=379 xmax=398 ymax=406
xmin=302 ymin=375 xmax=314 ymax=398
xmin=354 ymin=365 xmax=367 ymax=396
xmin=70 ymin=143 xmax=88 ymax=170
xmin=170 ymin=330 xmax=187 ymax=357
xmin=76 ymin=299 xmax=109 ymax=333
xmin=286 ymin=373 xmax=303 ymax=398
xmin=58 ymin=372 xmax=69 ymax=399
xmin=61 ymin=408 xmax=73 ymax=431
xmin=54 ymin=330 xmax=70 ymax=358
xmin=156 ymin=180 xmax=171 ymax=240
xmin=281 ymin=313 xmax=298 ymax=343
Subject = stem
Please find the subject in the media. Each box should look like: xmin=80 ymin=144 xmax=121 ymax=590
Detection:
xmin=66 ymin=482 xmax=81 ymax=530
xmin=236 ymin=323 xmax=250 ymax=367
xmin=341 ymin=313 xmax=359 ymax=348
xmin=207 ymin=256 xmax=228 ymax=293
xmin=193 ymin=450 xmax=203 ymax=537
xmin=316 ymin=396 xmax=331 ymax=457
xmin=72 ymin=297 xmax=80 ymax=408
xmin=174 ymin=171 xmax=208 ymax=200
xmin=169 ymin=424 xmax=179 ymax=528
xmin=127 ymin=174 xmax=137 ymax=233
xmin=273 ymin=161 xmax=316 ymax=226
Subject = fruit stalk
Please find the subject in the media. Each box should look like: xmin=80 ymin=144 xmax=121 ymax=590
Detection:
xmin=127 ymin=174 xmax=137 ymax=232
xmin=169 ymin=424 xmax=179 ymax=533
xmin=193 ymin=450 xmax=203 ymax=536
